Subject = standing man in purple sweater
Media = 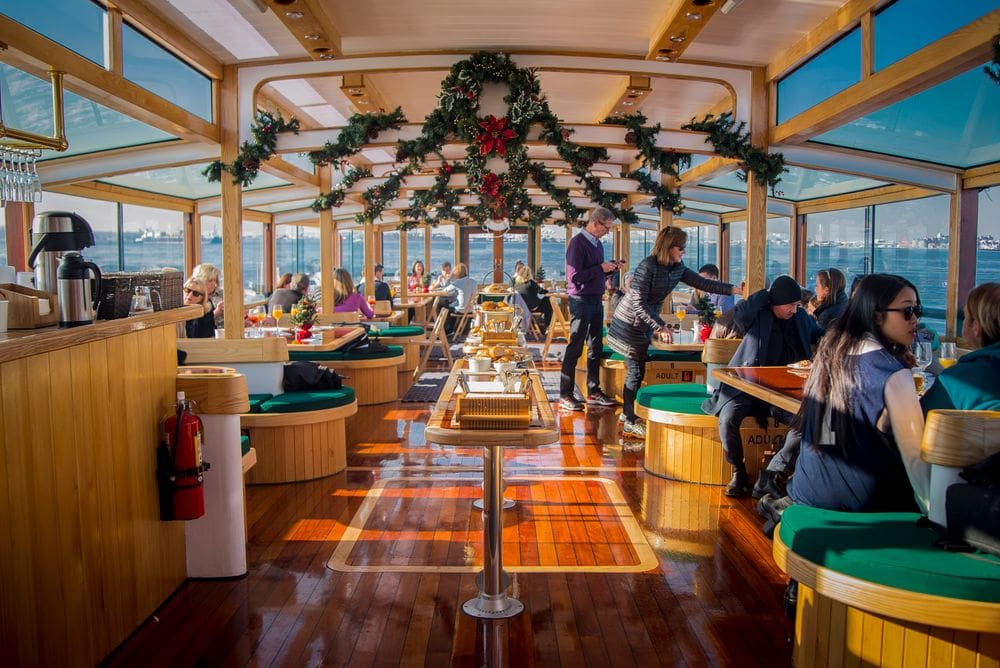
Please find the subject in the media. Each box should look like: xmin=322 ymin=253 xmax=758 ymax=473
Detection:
xmin=559 ymin=206 xmax=623 ymax=411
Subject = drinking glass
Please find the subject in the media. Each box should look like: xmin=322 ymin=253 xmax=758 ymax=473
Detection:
xmin=913 ymin=341 xmax=932 ymax=371
xmin=271 ymin=305 xmax=284 ymax=326
xmin=939 ymin=342 xmax=957 ymax=369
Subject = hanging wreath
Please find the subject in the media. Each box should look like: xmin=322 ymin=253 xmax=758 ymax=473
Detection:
xmin=986 ymin=31 xmax=1000 ymax=85
xmin=208 ymin=53 xmax=783 ymax=228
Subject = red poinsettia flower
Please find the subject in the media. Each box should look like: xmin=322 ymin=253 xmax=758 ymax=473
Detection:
xmin=480 ymin=172 xmax=502 ymax=197
xmin=475 ymin=115 xmax=518 ymax=156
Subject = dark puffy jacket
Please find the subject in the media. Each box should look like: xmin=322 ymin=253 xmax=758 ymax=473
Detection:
xmin=607 ymin=256 xmax=732 ymax=350
xmin=813 ymin=290 xmax=847 ymax=327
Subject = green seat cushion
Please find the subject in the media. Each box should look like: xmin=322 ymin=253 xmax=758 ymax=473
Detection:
xmin=240 ymin=434 xmax=251 ymax=456
xmin=636 ymin=383 xmax=709 ymax=415
xmin=779 ymin=505 xmax=1000 ymax=602
xmin=247 ymin=393 xmax=273 ymax=414
xmin=288 ymin=345 xmax=404 ymax=362
xmin=609 ymin=350 xmax=701 ymax=363
xmin=259 ymin=387 xmax=356 ymax=413
xmin=373 ymin=326 xmax=424 ymax=338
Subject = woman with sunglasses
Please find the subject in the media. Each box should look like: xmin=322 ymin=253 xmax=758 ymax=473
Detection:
xmin=777 ymin=274 xmax=930 ymax=515
xmin=182 ymin=278 xmax=216 ymax=338
xmin=607 ymin=225 xmax=741 ymax=439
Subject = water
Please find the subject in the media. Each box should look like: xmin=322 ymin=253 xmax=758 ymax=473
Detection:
xmin=78 ymin=231 xmax=998 ymax=333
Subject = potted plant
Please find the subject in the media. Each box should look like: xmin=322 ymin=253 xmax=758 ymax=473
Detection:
xmin=290 ymin=294 xmax=318 ymax=343
xmin=693 ymin=294 xmax=717 ymax=343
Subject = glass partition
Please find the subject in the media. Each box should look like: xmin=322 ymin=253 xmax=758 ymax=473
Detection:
xmin=276 ymin=225 xmax=320 ymax=278
xmin=687 ymin=224 xmax=719 ymax=272
xmin=121 ymin=204 xmax=184 ymax=271
xmin=978 ymin=186 xmax=1000 ymax=286
xmin=381 ymin=230 xmax=400 ymax=280
xmin=766 ymin=217 xmax=792 ymax=283
xmin=728 ymin=221 xmax=746 ymax=284
xmin=804 ymin=208 xmax=867 ymax=290
xmin=629 ymin=227 xmax=656 ymax=268
xmin=406 ymin=228 xmax=425 ymax=279
xmin=0 ymin=0 xmax=106 ymax=65
xmin=776 ymin=27 xmax=861 ymax=124
xmin=338 ymin=228 xmax=364 ymax=281
xmin=242 ymin=221 xmax=265 ymax=300
xmin=428 ymin=225 xmax=455 ymax=277
xmin=467 ymin=232 xmax=495 ymax=282
xmin=539 ymin=225 xmax=566 ymax=279
xmin=199 ymin=216 xmax=223 ymax=271
xmin=502 ymin=230 xmax=529 ymax=280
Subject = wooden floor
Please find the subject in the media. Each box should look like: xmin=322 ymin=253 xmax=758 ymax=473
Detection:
xmin=104 ymin=358 xmax=793 ymax=667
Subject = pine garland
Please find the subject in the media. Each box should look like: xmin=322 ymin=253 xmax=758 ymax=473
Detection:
xmin=310 ymin=166 xmax=372 ymax=212
xmin=987 ymin=31 xmax=1000 ymax=85
xmin=309 ymin=108 xmax=407 ymax=165
xmin=681 ymin=113 xmax=786 ymax=191
xmin=203 ymin=111 xmax=300 ymax=187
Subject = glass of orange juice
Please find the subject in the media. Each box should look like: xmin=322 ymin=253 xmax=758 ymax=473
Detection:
xmin=271 ymin=305 xmax=284 ymax=324
xmin=939 ymin=342 xmax=957 ymax=369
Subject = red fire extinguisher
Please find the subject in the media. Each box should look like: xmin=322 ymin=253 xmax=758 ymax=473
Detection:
xmin=157 ymin=392 xmax=210 ymax=521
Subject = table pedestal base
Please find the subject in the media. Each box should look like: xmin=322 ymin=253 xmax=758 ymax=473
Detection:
xmin=473 ymin=497 xmax=516 ymax=510
xmin=463 ymin=593 xmax=524 ymax=619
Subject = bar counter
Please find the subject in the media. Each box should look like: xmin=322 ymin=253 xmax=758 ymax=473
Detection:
xmin=0 ymin=306 xmax=202 ymax=666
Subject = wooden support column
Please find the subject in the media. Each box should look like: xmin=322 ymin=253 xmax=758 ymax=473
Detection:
xmin=950 ymin=188 xmax=979 ymax=340
xmin=319 ymin=165 xmax=334 ymax=315
xmin=4 ymin=202 xmax=32 ymax=271
xmin=363 ymin=223 xmax=375 ymax=299
xmin=185 ymin=210 xmax=200 ymax=275
xmin=719 ymin=223 xmax=731 ymax=283
xmin=453 ymin=223 xmax=460 ymax=267
xmin=220 ymin=64 xmax=244 ymax=339
xmin=399 ymin=229 xmax=409 ymax=301
xmin=790 ymin=206 xmax=805 ymax=284
xmin=493 ymin=233 xmax=503 ymax=282
xmin=424 ymin=225 xmax=432 ymax=270
xmin=263 ymin=217 xmax=275 ymax=295
xmin=744 ymin=67 xmax=769 ymax=294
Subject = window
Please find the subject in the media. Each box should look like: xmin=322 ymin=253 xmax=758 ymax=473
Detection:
xmin=502 ymin=230 xmax=529 ymax=279
xmin=804 ymin=208 xmax=867 ymax=291
xmin=122 ymin=23 xmax=213 ymax=121
xmin=874 ymin=0 xmax=998 ymax=71
xmin=467 ymin=232 xmax=495 ymax=282
xmin=200 ymin=216 xmax=223 ymax=271
xmin=338 ymin=228 xmax=364 ymax=280
xmin=629 ymin=227 xmax=656 ymax=267
xmin=777 ymin=28 xmax=862 ymax=124
xmin=766 ymin=217 xmax=791 ymax=283
xmin=428 ymin=225 xmax=455 ymax=277
xmin=381 ymin=230 xmax=400 ymax=279
xmin=977 ymin=186 xmax=1000 ymax=286
xmin=38 ymin=191 xmax=119 ymax=270
xmin=728 ymin=221 xmax=746 ymax=285
xmin=0 ymin=0 xmax=106 ymax=65
xmin=687 ymin=225 xmax=718 ymax=273
xmin=277 ymin=225 xmax=320 ymax=277
xmin=121 ymin=204 xmax=184 ymax=271
xmin=406 ymin=228 xmax=425 ymax=277
xmin=539 ymin=225 xmax=567 ymax=279
xmin=242 ymin=221 xmax=265 ymax=300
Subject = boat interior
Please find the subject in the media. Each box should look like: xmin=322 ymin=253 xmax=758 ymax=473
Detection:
xmin=1 ymin=0 xmax=999 ymax=665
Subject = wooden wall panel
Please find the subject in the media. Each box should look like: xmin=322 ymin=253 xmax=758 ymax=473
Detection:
xmin=0 ymin=325 xmax=186 ymax=667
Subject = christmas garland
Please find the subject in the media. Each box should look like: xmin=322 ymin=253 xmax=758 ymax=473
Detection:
xmin=681 ymin=113 xmax=786 ymax=191
xmin=209 ymin=53 xmax=783 ymax=228
xmin=987 ymin=31 xmax=1000 ymax=85
xmin=203 ymin=111 xmax=300 ymax=187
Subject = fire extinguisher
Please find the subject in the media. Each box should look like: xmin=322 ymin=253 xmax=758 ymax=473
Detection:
xmin=157 ymin=392 xmax=210 ymax=521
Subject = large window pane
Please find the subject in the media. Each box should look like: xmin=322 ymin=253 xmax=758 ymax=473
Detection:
xmin=338 ymin=228 xmax=364 ymax=281
xmin=873 ymin=195 xmax=950 ymax=333
xmin=687 ymin=224 xmax=718 ymax=273
xmin=467 ymin=233 xmax=495 ymax=282
xmin=539 ymin=225 xmax=567 ymax=279
xmin=0 ymin=0 xmax=105 ymax=65
xmin=121 ymin=204 xmax=183 ymax=271
xmin=728 ymin=221 xmax=746 ymax=284
xmin=199 ymin=216 xmax=223 ymax=272
xmin=804 ymin=208 xmax=868 ymax=290
xmin=122 ymin=23 xmax=213 ymax=121
xmin=39 ymin=191 xmax=119 ymax=271
xmin=766 ymin=217 xmax=791 ymax=282
xmin=629 ymin=227 xmax=655 ymax=268
xmin=406 ymin=228 xmax=425 ymax=277
xmin=428 ymin=225 xmax=455 ymax=276
xmin=502 ymin=230 xmax=529 ymax=280
xmin=242 ymin=221 xmax=265 ymax=300
xmin=978 ymin=186 xmax=1000 ymax=286
xmin=277 ymin=225 xmax=320 ymax=279
xmin=777 ymin=28 xmax=861 ymax=124
xmin=874 ymin=0 xmax=998 ymax=71
xmin=381 ymin=230 xmax=400 ymax=280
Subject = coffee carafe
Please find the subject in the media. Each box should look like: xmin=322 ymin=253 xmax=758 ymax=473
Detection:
xmin=57 ymin=252 xmax=102 ymax=328
xmin=28 ymin=211 xmax=96 ymax=294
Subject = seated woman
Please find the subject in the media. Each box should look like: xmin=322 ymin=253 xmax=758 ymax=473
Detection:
xmin=513 ymin=265 xmax=552 ymax=334
xmin=268 ymin=272 xmax=292 ymax=299
xmin=407 ymin=260 xmax=427 ymax=292
xmin=182 ymin=278 xmax=216 ymax=338
xmin=440 ymin=262 xmax=478 ymax=333
xmin=332 ymin=268 xmax=374 ymax=319
xmin=782 ymin=274 xmax=930 ymax=515
xmin=921 ymin=281 xmax=1000 ymax=412
xmin=809 ymin=268 xmax=848 ymax=327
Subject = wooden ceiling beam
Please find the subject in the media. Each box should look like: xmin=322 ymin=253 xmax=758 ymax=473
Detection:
xmin=340 ymin=74 xmax=390 ymax=114
xmin=646 ymin=0 xmax=724 ymax=62
xmin=264 ymin=0 xmax=342 ymax=60
xmin=599 ymin=75 xmax=652 ymax=122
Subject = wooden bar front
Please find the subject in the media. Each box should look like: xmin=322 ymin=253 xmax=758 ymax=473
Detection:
xmin=0 ymin=307 xmax=200 ymax=666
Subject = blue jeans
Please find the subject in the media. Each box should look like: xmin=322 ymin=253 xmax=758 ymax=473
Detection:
xmin=622 ymin=347 xmax=650 ymax=421
xmin=718 ymin=394 xmax=795 ymax=467
xmin=560 ymin=297 xmax=604 ymax=398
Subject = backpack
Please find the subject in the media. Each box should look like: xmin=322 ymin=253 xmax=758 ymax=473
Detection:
xmin=341 ymin=324 xmax=391 ymax=354
xmin=283 ymin=361 xmax=343 ymax=391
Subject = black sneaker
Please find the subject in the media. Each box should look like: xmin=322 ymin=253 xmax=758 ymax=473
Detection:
xmin=752 ymin=469 xmax=786 ymax=499
xmin=559 ymin=396 xmax=584 ymax=412
xmin=586 ymin=390 xmax=617 ymax=407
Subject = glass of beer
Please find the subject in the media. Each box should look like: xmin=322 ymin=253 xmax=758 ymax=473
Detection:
xmin=939 ymin=342 xmax=957 ymax=369
xmin=912 ymin=370 xmax=926 ymax=395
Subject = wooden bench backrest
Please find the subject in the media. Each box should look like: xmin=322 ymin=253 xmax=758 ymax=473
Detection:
xmin=921 ymin=409 xmax=1000 ymax=467
xmin=702 ymin=337 xmax=743 ymax=365
xmin=178 ymin=337 xmax=290 ymax=364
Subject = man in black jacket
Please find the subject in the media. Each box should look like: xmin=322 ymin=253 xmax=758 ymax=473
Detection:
xmin=702 ymin=276 xmax=824 ymax=496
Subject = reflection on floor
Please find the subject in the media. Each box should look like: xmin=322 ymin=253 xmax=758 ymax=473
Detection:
xmin=105 ymin=355 xmax=794 ymax=667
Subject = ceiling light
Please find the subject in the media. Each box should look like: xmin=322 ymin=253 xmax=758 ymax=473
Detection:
xmin=655 ymin=53 xmax=672 ymax=62
xmin=348 ymin=88 xmax=364 ymax=96
xmin=319 ymin=53 xmax=336 ymax=60
xmin=720 ymin=0 xmax=744 ymax=15
xmin=622 ymin=100 xmax=634 ymax=106
xmin=685 ymin=12 xmax=703 ymax=20
xmin=669 ymin=34 xmax=686 ymax=43
xmin=285 ymin=10 xmax=304 ymax=19
xmin=303 ymin=34 xmax=321 ymax=40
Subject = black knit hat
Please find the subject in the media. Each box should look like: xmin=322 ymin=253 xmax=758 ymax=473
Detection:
xmin=769 ymin=275 xmax=802 ymax=306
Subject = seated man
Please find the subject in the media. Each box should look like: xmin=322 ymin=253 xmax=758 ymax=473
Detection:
xmin=268 ymin=273 xmax=310 ymax=313
xmin=439 ymin=262 xmax=477 ymax=334
xmin=702 ymin=276 xmax=824 ymax=496
xmin=356 ymin=263 xmax=393 ymax=305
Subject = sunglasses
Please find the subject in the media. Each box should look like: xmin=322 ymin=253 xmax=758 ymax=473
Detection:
xmin=184 ymin=287 xmax=204 ymax=298
xmin=673 ymin=245 xmax=686 ymax=251
xmin=881 ymin=304 xmax=922 ymax=320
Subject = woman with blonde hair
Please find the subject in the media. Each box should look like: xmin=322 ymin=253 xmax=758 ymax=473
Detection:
xmin=607 ymin=225 xmax=740 ymax=439
xmin=921 ymin=281 xmax=1000 ymax=411
xmin=182 ymin=278 xmax=216 ymax=338
xmin=332 ymin=268 xmax=374 ymax=319
xmin=514 ymin=265 xmax=552 ymax=334
xmin=192 ymin=263 xmax=224 ymax=327
xmin=440 ymin=262 xmax=478 ymax=333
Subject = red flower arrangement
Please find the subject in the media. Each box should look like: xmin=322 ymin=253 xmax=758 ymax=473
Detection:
xmin=475 ymin=115 xmax=518 ymax=156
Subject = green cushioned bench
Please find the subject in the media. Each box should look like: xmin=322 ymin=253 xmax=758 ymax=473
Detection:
xmin=774 ymin=505 xmax=1000 ymax=665
xmin=635 ymin=383 xmax=779 ymax=485
xmin=371 ymin=326 xmax=424 ymax=338
xmin=576 ymin=344 xmax=708 ymax=405
xmin=287 ymin=345 xmax=405 ymax=361
xmin=289 ymin=345 xmax=406 ymax=405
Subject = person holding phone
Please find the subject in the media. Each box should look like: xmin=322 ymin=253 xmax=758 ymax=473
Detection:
xmin=607 ymin=226 xmax=740 ymax=439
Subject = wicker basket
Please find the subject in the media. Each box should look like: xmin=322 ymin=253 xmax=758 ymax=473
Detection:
xmin=97 ymin=270 xmax=184 ymax=320
xmin=456 ymin=392 xmax=531 ymax=429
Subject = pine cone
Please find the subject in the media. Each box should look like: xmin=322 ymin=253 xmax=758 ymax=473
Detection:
xmin=625 ymin=131 xmax=637 ymax=145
